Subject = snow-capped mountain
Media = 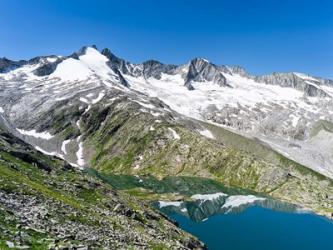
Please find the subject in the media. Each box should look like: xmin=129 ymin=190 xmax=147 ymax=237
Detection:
xmin=1 ymin=45 xmax=333 ymax=179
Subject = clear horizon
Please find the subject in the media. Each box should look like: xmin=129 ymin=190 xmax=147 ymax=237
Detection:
xmin=1 ymin=0 xmax=332 ymax=79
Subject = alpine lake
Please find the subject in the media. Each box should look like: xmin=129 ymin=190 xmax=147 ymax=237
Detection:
xmin=85 ymin=168 xmax=333 ymax=250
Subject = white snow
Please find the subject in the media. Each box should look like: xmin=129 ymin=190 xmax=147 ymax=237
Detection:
xmin=294 ymin=72 xmax=320 ymax=82
xmin=125 ymin=72 xmax=307 ymax=122
xmin=222 ymin=195 xmax=265 ymax=209
xmin=79 ymin=97 xmax=90 ymax=104
xmin=85 ymin=105 xmax=92 ymax=113
xmin=191 ymin=192 xmax=227 ymax=201
xmin=79 ymin=47 xmax=116 ymax=81
xmin=133 ymin=164 xmax=141 ymax=170
xmin=34 ymin=146 xmax=63 ymax=159
xmin=80 ymin=91 xmax=105 ymax=104
xmin=49 ymin=47 xmax=118 ymax=83
xmin=50 ymin=58 xmax=91 ymax=81
xmin=76 ymin=120 xmax=81 ymax=129
xmin=76 ymin=137 xmax=85 ymax=167
xmin=0 ymin=107 xmax=4 ymax=113
xmin=91 ymin=91 xmax=105 ymax=104
xmin=6 ymin=241 xmax=15 ymax=248
xmin=122 ymin=71 xmax=333 ymax=178
xmin=198 ymin=129 xmax=215 ymax=139
xmin=158 ymin=201 xmax=183 ymax=208
xmin=150 ymin=111 xmax=161 ymax=117
xmin=130 ymin=99 xmax=156 ymax=109
xmin=61 ymin=139 xmax=71 ymax=154
xmin=168 ymin=127 xmax=180 ymax=140
xmin=149 ymin=126 xmax=155 ymax=131
xmin=47 ymin=57 xmax=58 ymax=63
xmin=321 ymin=85 xmax=333 ymax=97
xmin=290 ymin=114 xmax=300 ymax=127
xmin=17 ymin=129 xmax=54 ymax=140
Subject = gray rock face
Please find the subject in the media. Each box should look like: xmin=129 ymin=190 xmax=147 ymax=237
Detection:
xmin=255 ymin=73 xmax=329 ymax=97
xmin=33 ymin=46 xmax=98 ymax=77
xmin=141 ymin=60 xmax=177 ymax=79
xmin=100 ymin=49 xmax=232 ymax=90
xmin=0 ymin=58 xmax=26 ymax=73
xmin=184 ymin=58 xmax=230 ymax=90
xmin=102 ymin=48 xmax=131 ymax=75
xmin=113 ymin=68 xmax=130 ymax=87
xmin=1 ymin=45 xmax=333 ymax=179
xmin=70 ymin=45 xmax=94 ymax=59
xmin=229 ymin=65 xmax=250 ymax=77
xmin=33 ymin=59 xmax=62 ymax=76
xmin=102 ymin=49 xmax=178 ymax=80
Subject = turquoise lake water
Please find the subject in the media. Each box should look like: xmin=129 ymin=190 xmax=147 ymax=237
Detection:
xmin=165 ymin=206 xmax=333 ymax=250
xmin=84 ymin=170 xmax=333 ymax=250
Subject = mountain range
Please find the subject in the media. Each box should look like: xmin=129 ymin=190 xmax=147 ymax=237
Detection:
xmin=0 ymin=45 xmax=333 ymax=248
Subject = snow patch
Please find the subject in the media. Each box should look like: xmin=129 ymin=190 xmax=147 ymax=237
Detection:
xmin=180 ymin=208 xmax=188 ymax=213
xmin=34 ymin=146 xmax=63 ymax=159
xmin=222 ymin=195 xmax=265 ymax=209
xmin=91 ymin=91 xmax=105 ymax=104
xmin=79 ymin=97 xmax=90 ymax=104
xmin=50 ymin=58 xmax=91 ymax=81
xmin=158 ymin=201 xmax=183 ymax=208
xmin=76 ymin=120 xmax=81 ymax=129
xmin=61 ymin=139 xmax=71 ymax=154
xmin=76 ymin=137 xmax=85 ymax=167
xmin=191 ymin=192 xmax=227 ymax=201
xmin=198 ymin=129 xmax=215 ymax=139
xmin=84 ymin=105 xmax=91 ymax=114
xmin=294 ymin=72 xmax=319 ymax=82
xmin=6 ymin=241 xmax=15 ymax=248
xmin=168 ymin=127 xmax=180 ymax=140
xmin=131 ymin=99 xmax=156 ymax=109
xmin=17 ymin=129 xmax=54 ymax=140
xmin=79 ymin=47 xmax=117 ymax=81
xmin=0 ymin=107 xmax=4 ymax=113
xmin=290 ymin=114 xmax=300 ymax=127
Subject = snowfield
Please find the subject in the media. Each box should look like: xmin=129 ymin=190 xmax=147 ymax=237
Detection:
xmin=1 ymin=46 xmax=333 ymax=179
xmin=16 ymin=129 xmax=54 ymax=140
xmin=158 ymin=201 xmax=183 ymax=208
xmin=222 ymin=195 xmax=266 ymax=209
xmin=191 ymin=192 xmax=227 ymax=201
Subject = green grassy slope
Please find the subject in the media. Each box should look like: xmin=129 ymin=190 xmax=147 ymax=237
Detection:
xmin=0 ymin=129 xmax=205 ymax=249
xmin=24 ymin=94 xmax=333 ymax=219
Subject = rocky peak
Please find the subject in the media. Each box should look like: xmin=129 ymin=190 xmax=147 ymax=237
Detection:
xmin=229 ymin=65 xmax=250 ymax=77
xmin=0 ymin=57 xmax=26 ymax=73
xmin=256 ymin=72 xmax=330 ymax=97
xmin=70 ymin=45 xmax=94 ymax=59
xmin=189 ymin=57 xmax=210 ymax=69
xmin=184 ymin=58 xmax=229 ymax=90
xmin=101 ymin=48 xmax=123 ymax=65
xmin=140 ymin=60 xmax=177 ymax=80
xmin=101 ymin=48 xmax=132 ymax=75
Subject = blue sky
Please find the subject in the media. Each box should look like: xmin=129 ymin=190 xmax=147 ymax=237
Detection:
xmin=1 ymin=0 xmax=332 ymax=78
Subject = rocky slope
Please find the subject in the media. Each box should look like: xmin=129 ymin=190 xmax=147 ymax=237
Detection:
xmin=0 ymin=45 xmax=332 ymax=221
xmin=0 ymin=128 xmax=206 ymax=249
